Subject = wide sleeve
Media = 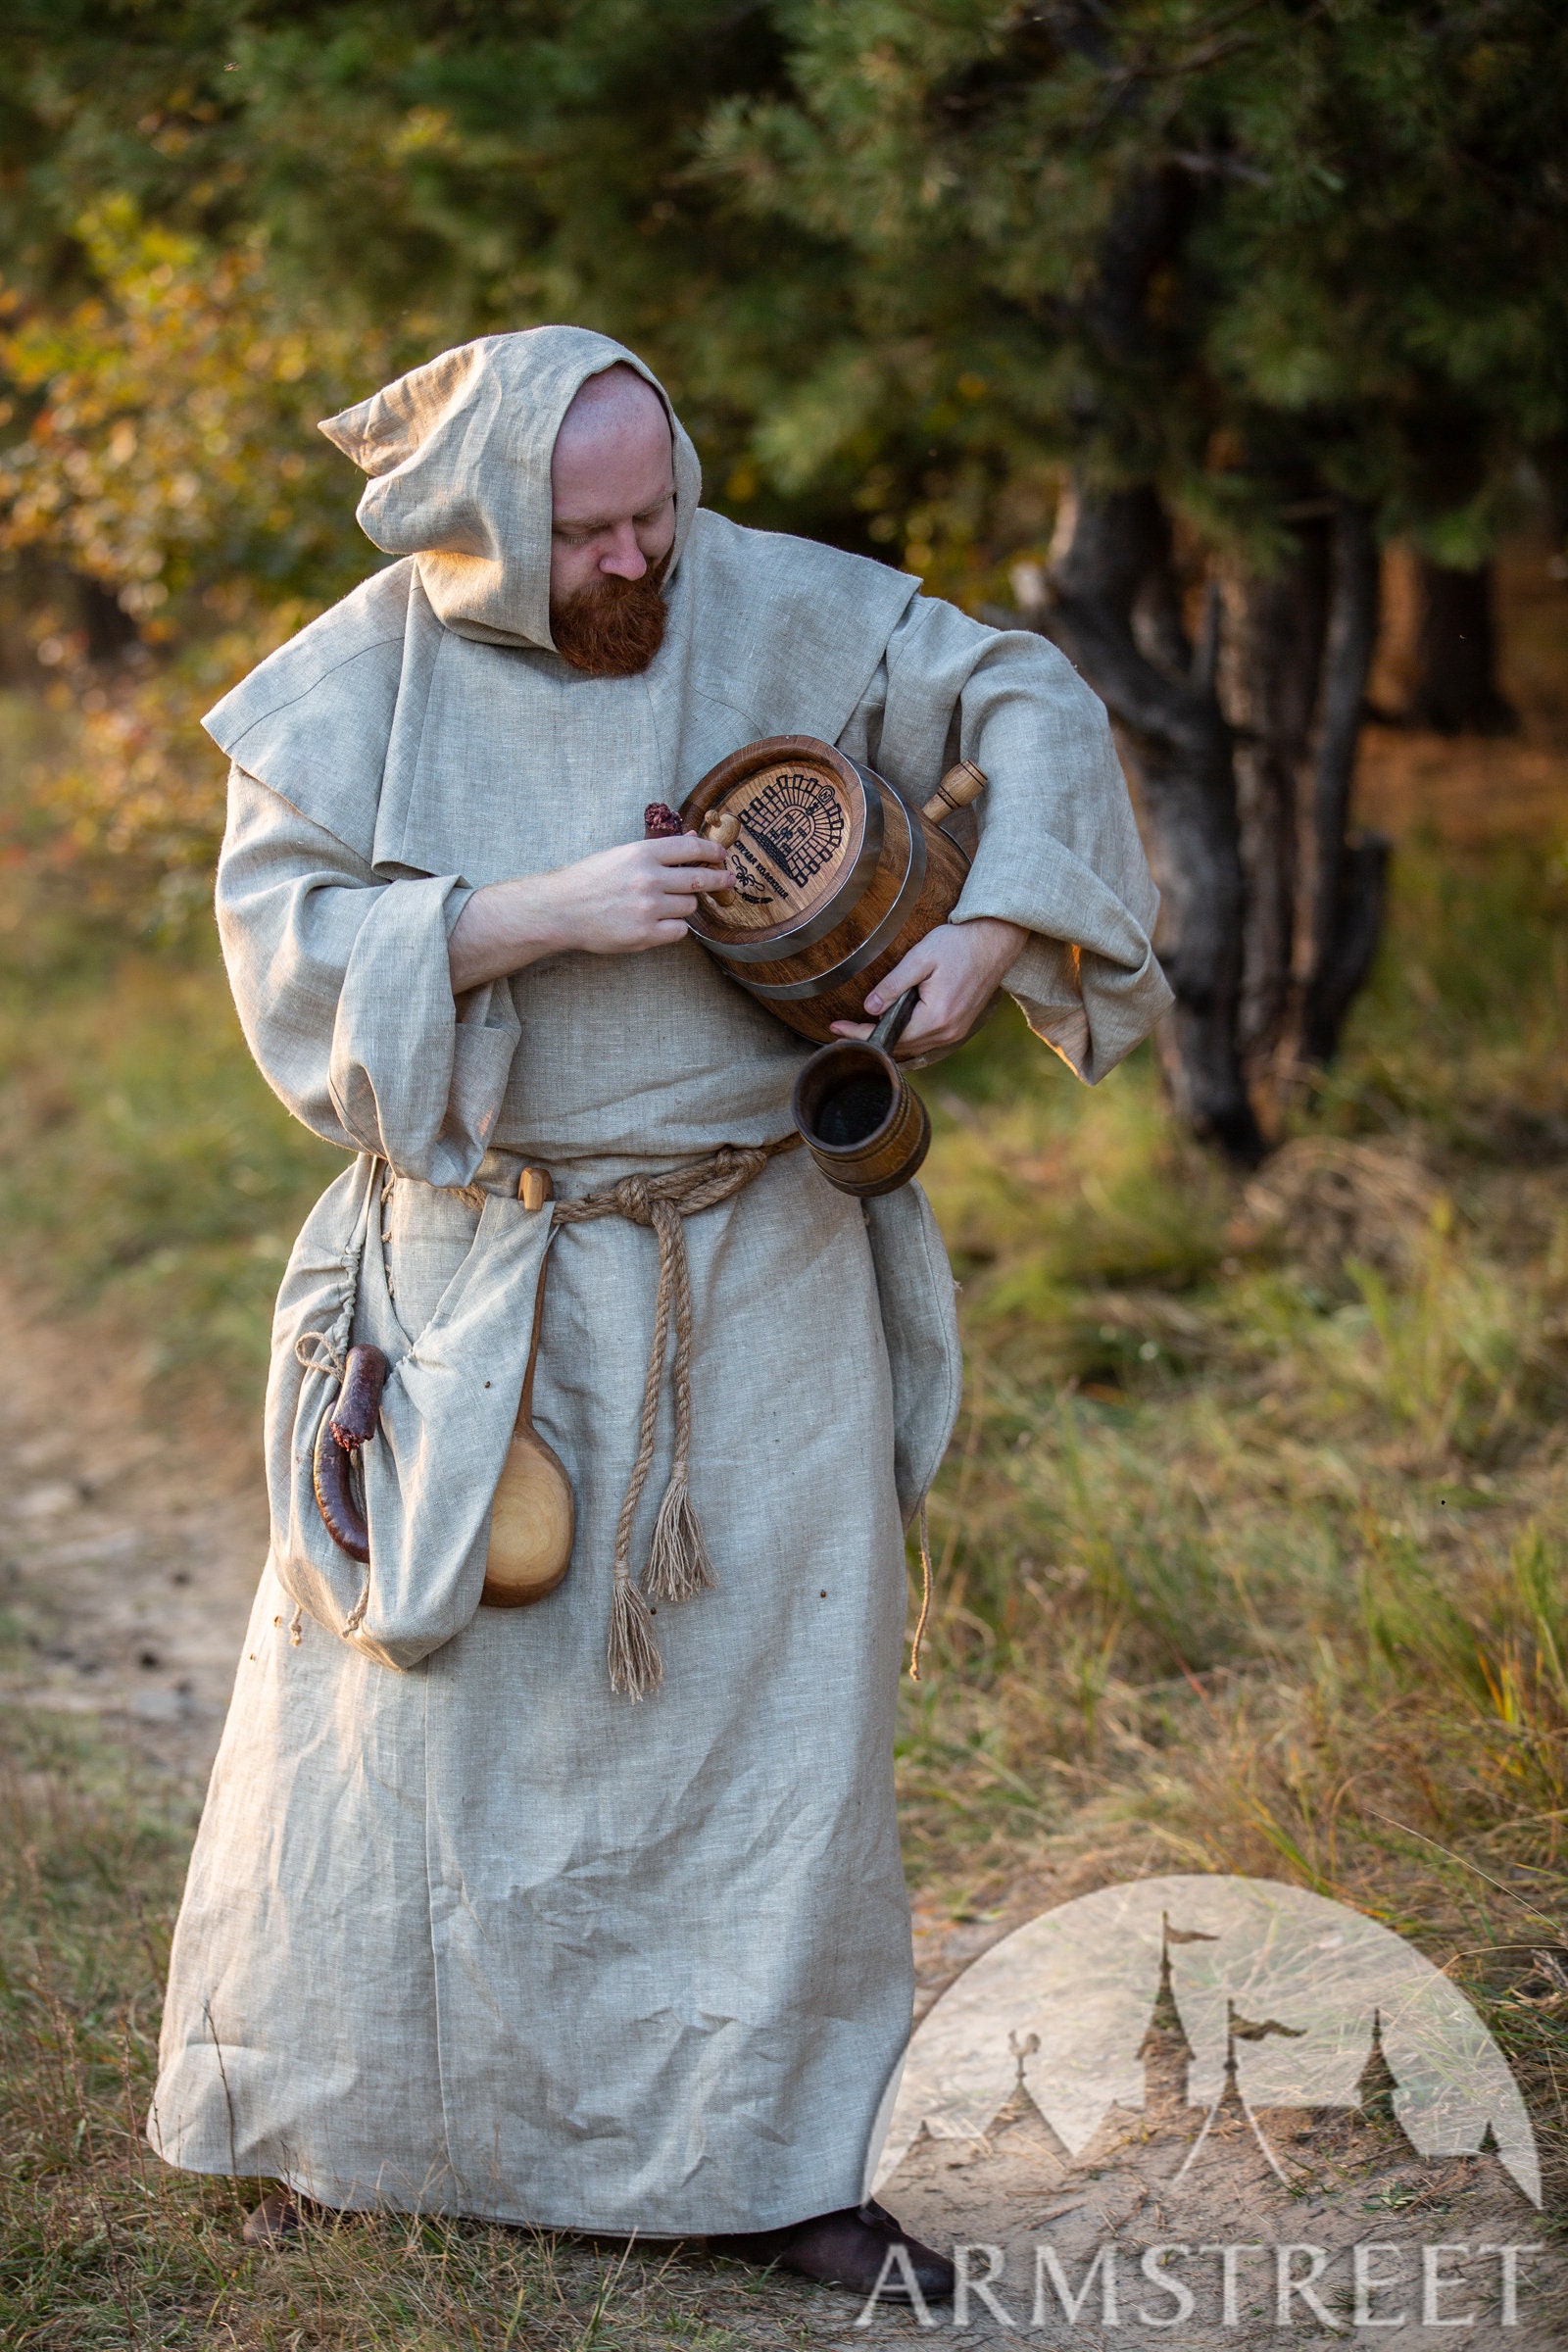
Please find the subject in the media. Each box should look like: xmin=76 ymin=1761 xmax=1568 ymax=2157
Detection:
xmin=215 ymin=762 xmax=520 ymax=1183
xmin=841 ymin=597 xmax=1173 ymax=1083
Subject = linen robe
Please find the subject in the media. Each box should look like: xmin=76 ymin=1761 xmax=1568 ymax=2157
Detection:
xmin=148 ymin=327 xmax=1171 ymax=2233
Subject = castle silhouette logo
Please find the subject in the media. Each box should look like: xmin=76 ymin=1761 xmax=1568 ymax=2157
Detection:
xmin=862 ymin=1875 xmax=1553 ymax=2340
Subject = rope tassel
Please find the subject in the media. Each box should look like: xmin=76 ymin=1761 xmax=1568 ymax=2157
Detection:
xmin=643 ymin=1191 xmax=714 ymax=1605
xmin=608 ymin=1577 xmax=662 ymax=1700
xmin=553 ymin=1151 xmax=797 ymax=1696
xmin=646 ymin=1472 xmax=714 ymax=1605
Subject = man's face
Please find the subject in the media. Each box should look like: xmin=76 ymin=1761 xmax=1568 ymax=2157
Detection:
xmin=549 ymin=378 xmax=676 ymax=607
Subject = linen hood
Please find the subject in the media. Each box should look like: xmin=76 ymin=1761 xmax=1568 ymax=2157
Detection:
xmin=318 ymin=327 xmax=703 ymax=652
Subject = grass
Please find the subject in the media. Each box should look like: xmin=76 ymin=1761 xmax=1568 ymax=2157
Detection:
xmin=3 ymin=742 xmax=1568 ymax=2333
xmin=0 ymin=1715 xmax=824 ymax=2349
xmin=0 ymin=961 xmax=341 ymax=1402
xmin=892 ymin=834 xmax=1568 ymax=2237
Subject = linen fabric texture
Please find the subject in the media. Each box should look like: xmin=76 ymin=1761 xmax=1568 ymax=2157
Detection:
xmin=148 ymin=325 xmax=1171 ymax=2234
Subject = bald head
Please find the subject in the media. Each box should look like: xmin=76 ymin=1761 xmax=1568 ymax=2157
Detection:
xmin=557 ymin=362 xmax=668 ymax=451
xmin=549 ymin=365 xmax=676 ymax=606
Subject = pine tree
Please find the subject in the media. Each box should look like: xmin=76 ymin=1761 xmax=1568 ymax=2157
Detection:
xmin=4 ymin=3 xmax=1566 ymax=1143
xmin=700 ymin=0 xmax=1568 ymax=1146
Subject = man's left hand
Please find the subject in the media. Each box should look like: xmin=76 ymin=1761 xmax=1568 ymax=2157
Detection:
xmin=830 ymin=917 xmax=1029 ymax=1057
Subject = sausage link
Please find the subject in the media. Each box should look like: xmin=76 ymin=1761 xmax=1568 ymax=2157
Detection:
xmin=329 ymin=1345 xmax=389 ymax=1450
xmin=313 ymin=1344 xmax=388 ymax=1563
xmin=313 ymin=1411 xmax=370 ymax=1563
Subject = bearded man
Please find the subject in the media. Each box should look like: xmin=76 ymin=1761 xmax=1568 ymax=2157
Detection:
xmin=148 ymin=327 xmax=1169 ymax=2304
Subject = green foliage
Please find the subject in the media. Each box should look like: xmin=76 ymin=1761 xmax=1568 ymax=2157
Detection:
xmin=700 ymin=0 xmax=1568 ymax=578
xmin=1311 ymin=834 xmax=1568 ymax=1150
xmin=0 ymin=195 xmax=400 ymax=886
xmin=4 ymin=2 xmax=1565 ymax=612
xmin=0 ymin=3 xmax=1563 ymax=898
xmin=0 ymin=202 xmax=387 ymax=620
xmin=1 ymin=16 xmax=1566 ymax=2306
xmin=0 ymin=0 xmax=831 ymax=529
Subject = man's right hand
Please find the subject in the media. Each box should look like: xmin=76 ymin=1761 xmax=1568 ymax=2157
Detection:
xmin=448 ymin=834 xmax=734 ymax=995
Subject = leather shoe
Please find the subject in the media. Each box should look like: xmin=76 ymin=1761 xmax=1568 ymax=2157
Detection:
xmin=242 ymin=2190 xmax=306 ymax=2247
xmin=711 ymin=2198 xmax=954 ymax=2302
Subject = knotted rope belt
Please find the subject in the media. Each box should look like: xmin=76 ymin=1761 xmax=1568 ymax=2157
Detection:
xmin=551 ymin=1135 xmax=800 ymax=1698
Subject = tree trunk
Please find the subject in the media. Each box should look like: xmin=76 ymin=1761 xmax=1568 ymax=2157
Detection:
xmin=1216 ymin=501 xmax=1390 ymax=1092
xmin=1040 ymin=481 xmax=1264 ymax=1164
xmin=1407 ymin=556 xmax=1517 ymax=735
xmin=1296 ymin=501 xmax=1389 ymax=1065
xmin=1217 ymin=521 xmax=1328 ymax=1080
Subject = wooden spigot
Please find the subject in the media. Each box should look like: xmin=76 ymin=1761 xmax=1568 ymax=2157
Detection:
xmin=698 ymin=810 xmax=739 ymax=908
xmin=921 ymin=760 xmax=988 ymax=827
xmin=922 ymin=759 xmax=987 ymax=823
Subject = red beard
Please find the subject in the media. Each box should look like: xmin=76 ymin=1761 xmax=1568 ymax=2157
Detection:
xmin=550 ymin=556 xmax=669 ymax=677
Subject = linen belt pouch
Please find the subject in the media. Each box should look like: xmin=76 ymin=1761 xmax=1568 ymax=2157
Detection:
xmin=265 ymin=1139 xmax=795 ymax=1684
xmin=265 ymin=1152 xmax=554 ymax=1672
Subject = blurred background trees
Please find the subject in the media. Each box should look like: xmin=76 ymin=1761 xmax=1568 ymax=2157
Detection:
xmin=2 ymin=0 xmax=1565 ymax=1150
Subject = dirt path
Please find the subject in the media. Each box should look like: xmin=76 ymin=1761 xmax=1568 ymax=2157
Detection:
xmin=0 ymin=1280 xmax=264 ymax=1783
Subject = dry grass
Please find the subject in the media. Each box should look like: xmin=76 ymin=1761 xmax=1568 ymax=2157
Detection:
xmin=0 ymin=1736 xmax=835 ymax=2349
xmin=897 ymin=836 xmax=1568 ymax=2226
xmin=4 ymin=737 xmax=1568 ymax=2333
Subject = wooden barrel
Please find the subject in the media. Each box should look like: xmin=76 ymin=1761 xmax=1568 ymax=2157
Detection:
xmin=679 ymin=735 xmax=983 ymax=1045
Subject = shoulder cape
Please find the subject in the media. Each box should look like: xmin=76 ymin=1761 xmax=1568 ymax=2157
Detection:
xmin=203 ymin=512 xmax=919 ymax=871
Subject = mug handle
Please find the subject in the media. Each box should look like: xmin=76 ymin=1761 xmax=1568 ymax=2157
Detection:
xmin=869 ymin=988 xmax=920 ymax=1055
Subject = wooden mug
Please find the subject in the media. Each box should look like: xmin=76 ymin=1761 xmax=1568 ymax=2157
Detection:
xmin=791 ymin=990 xmax=931 ymax=1197
xmin=677 ymin=738 xmax=986 ymax=1044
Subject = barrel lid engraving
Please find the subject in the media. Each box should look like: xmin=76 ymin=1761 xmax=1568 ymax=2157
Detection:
xmin=684 ymin=739 xmax=884 ymax=958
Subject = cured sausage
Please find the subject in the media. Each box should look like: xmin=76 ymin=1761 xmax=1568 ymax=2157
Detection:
xmin=329 ymin=1345 xmax=389 ymax=1450
xmin=313 ymin=1345 xmax=389 ymax=1564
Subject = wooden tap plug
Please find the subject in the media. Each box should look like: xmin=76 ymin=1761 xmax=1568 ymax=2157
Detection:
xmin=921 ymin=760 xmax=988 ymax=827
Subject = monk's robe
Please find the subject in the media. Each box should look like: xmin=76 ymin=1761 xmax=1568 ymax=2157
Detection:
xmin=148 ymin=325 xmax=1170 ymax=2233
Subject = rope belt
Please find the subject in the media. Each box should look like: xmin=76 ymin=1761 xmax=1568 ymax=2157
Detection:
xmin=552 ymin=1135 xmax=801 ymax=1698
